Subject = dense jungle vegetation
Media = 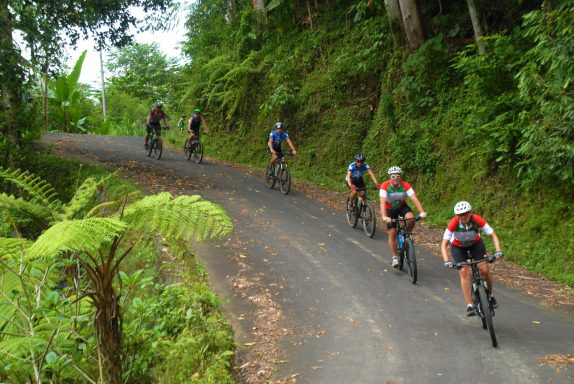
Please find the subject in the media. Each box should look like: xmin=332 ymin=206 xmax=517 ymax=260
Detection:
xmin=1 ymin=0 xmax=573 ymax=381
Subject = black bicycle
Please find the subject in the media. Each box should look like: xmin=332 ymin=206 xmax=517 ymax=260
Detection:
xmin=265 ymin=154 xmax=291 ymax=194
xmin=345 ymin=187 xmax=377 ymax=237
xmin=184 ymin=136 xmax=203 ymax=164
xmin=455 ymin=255 xmax=498 ymax=347
xmin=392 ymin=216 xmax=421 ymax=284
xmin=147 ymin=126 xmax=164 ymax=160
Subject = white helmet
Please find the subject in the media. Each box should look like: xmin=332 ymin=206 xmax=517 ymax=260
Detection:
xmin=454 ymin=201 xmax=472 ymax=215
xmin=387 ymin=166 xmax=402 ymax=175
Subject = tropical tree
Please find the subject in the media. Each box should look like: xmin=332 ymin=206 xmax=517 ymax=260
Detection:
xmin=0 ymin=168 xmax=234 ymax=383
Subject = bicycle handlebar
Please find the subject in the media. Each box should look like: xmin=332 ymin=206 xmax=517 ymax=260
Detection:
xmin=391 ymin=215 xmax=422 ymax=223
xmin=454 ymin=256 xmax=497 ymax=270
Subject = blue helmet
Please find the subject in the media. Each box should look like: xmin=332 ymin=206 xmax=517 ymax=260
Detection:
xmin=274 ymin=122 xmax=284 ymax=130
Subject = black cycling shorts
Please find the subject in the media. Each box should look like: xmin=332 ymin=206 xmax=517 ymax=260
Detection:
xmin=386 ymin=204 xmax=413 ymax=229
xmin=348 ymin=177 xmax=366 ymax=190
xmin=147 ymin=122 xmax=161 ymax=134
xmin=270 ymin=146 xmax=284 ymax=158
xmin=450 ymin=239 xmax=487 ymax=264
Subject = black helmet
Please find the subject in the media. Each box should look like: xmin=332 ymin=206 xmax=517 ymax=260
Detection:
xmin=355 ymin=153 xmax=365 ymax=162
xmin=274 ymin=122 xmax=283 ymax=130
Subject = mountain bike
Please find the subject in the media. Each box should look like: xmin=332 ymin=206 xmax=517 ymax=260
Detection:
xmin=455 ymin=255 xmax=498 ymax=347
xmin=392 ymin=216 xmax=421 ymax=284
xmin=265 ymin=154 xmax=291 ymax=194
xmin=147 ymin=126 xmax=165 ymax=160
xmin=345 ymin=187 xmax=377 ymax=237
xmin=184 ymin=135 xmax=204 ymax=164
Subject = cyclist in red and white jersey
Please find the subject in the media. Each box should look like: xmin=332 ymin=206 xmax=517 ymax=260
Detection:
xmin=379 ymin=166 xmax=427 ymax=268
xmin=441 ymin=201 xmax=503 ymax=316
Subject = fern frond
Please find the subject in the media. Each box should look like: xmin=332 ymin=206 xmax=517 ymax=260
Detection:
xmin=122 ymin=192 xmax=234 ymax=242
xmin=0 ymin=193 xmax=56 ymax=224
xmin=61 ymin=177 xmax=98 ymax=220
xmin=25 ymin=218 xmax=126 ymax=261
xmin=0 ymin=168 xmax=61 ymax=209
xmin=0 ymin=238 xmax=32 ymax=260
xmin=0 ymin=335 xmax=46 ymax=357
xmin=85 ymin=191 xmax=143 ymax=218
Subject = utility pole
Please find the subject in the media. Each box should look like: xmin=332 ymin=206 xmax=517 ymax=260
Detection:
xmin=99 ymin=48 xmax=107 ymax=121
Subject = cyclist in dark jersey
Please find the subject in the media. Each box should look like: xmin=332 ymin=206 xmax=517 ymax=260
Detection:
xmin=145 ymin=102 xmax=169 ymax=149
xmin=346 ymin=153 xmax=379 ymax=206
xmin=441 ymin=201 xmax=503 ymax=316
xmin=185 ymin=108 xmax=209 ymax=148
xmin=380 ymin=166 xmax=427 ymax=268
xmin=267 ymin=122 xmax=297 ymax=174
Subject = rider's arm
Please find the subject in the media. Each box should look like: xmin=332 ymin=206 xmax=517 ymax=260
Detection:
xmin=367 ymin=169 xmax=379 ymax=186
xmin=346 ymin=171 xmax=353 ymax=188
xmin=146 ymin=113 xmax=151 ymax=124
xmin=409 ymin=193 xmax=426 ymax=217
xmin=286 ymin=138 xmax=297 ymax=155
xmin=268 ymin=137 xmax=276 ymax=154
xmin=441 ymin=238 xmax=451 ymax=262
xmin=490 ymin=231 xmax=501 ymax=253
xmin=379 ymin=196 xmax=390 ymax=223
xmin=187 ymin=118 xmax=193 ymax=132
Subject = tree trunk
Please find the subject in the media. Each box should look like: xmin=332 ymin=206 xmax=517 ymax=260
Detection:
xmin=0 ymin=0 xmax=21 ymax=121
xmin=385 ymin=0 xmax=402 ymax=21
xmin=398 ymin=0 xmax=425 ymax=49
xmin=466 ymin=0 xmax=485 ymax=54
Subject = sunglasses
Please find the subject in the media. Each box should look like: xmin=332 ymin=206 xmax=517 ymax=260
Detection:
xmin=390 ymin=175 xmax=401 ymax=179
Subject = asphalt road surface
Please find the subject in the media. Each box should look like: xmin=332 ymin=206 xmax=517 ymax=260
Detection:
xmin=43 ymin=133 xmax=574 ymax=384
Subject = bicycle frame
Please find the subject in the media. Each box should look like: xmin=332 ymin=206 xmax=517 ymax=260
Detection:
xmin=456 ymin=257 xmax=494 ymax=317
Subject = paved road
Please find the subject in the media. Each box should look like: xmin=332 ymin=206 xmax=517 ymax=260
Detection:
xmin=44 ymin=133 xmax=574 ymax=384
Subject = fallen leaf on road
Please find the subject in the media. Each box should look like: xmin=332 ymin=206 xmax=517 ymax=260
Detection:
xmin=532 ymin=320 xmax=541 ymax=325
xmin=537 ymin=353 xmax=574 ymax=372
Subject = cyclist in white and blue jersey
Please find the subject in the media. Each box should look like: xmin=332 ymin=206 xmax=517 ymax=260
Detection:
xmin=346 ymin=153 xmax=380 ymax=205
xmin=267 ymin=122 xmax=297 ymax=174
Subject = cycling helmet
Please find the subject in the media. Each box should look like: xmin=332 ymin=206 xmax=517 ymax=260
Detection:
xmin=275 ymin=122 xmax=284 ymax=129
xmin=354 ymin=153 xmax=365 ymax=162
xmin=454 ymin=201 xmax=472 ymax=215
xmin=194 ymin=108 xmax=202 ymax=113
xmin=387 ymin=166 xmax=402 ymax=175
xmin=156 ymin=102 xmax=163 ymax=108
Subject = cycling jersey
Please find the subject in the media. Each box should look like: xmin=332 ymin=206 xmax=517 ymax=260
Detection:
xmin=347 ymin=162 xmax=370 ymax=180
xmin=189 ymin=115 xmax=201 ymax=132
xmin=269 ymin=131 xmax=289 ymax=149
xmin=379 ymin=180 xmax=414 ymax=209
xmin=148 ymin=108 xmax=167 ymax=123
xmin=443 ymin=214 xmax=494 ymax=248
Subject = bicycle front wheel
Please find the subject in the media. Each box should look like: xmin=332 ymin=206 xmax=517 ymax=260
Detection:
xmin=404 ymin=238 xmax=417 ymax=284
xmin=345 ymin=197 xmax=358 ymax=228
xmin=362 ymin=202 xmax=376 ymax=238
xmin=477 ymin=285 xmax=497 ymax=347
xmin=193 ymin=141 xmax=203 ymax=164
xmin=265 ymin=164 xmax=276 ymax=189
xmin=185 ymin=140 xmax=192 ymax=160
xmin=147 ymin=138 xmax=154 ymax=157
xmin=279 ymin=167 xmax=291 ymax=194
xmin=153 ymin=138 xmax=163 ymax=160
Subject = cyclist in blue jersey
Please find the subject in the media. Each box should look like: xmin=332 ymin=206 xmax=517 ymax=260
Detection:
xmin=346 ymin=154 xmax=380 ymax=206
xmin=267 ymin=122 xmax=297 ymax=174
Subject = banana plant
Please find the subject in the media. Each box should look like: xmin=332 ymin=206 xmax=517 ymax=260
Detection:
xmin=48 ymin=51 xmax=87 ymax=132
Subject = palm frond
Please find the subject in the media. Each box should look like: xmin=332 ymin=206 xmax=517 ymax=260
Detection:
xmin=61 ymin=177 xmax=98 ymax=220
xmin=122 ymin=192 xmax=234 ymax=242
xmin=0 ymin=168 xmax=61 ymax=209
xmin=85 ymin=191 xmax=143 ymax=218
xmin=0 ymin=193 xmax=56 ymax=224
xmin=0 ymin=237 xmax=32 ymax=260
xmin=25 ymin=218 xmax=127 ymax=261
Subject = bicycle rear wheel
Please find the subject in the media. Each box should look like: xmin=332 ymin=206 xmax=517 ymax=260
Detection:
xmin=404 ymin=238 xmax=417 ymax=284
xmin=185 ymin=140 xmax=192 ymax=160
xmin=193 ymin=141 xmax=203 ymax=164
xmin=279 ymin=167 xmax=291 ymax=194
xmin=477 ymin=285 xmax=497 ymax=347
xmin=153 ymin=138 xmax=163 ymax=160
xmin=265 ymin=164 xmax=276 ymax=189
xmin=147 ymin=137 xmax=154 ymax=157
xmin=362 ymin=202 xmax=376 ymax=238
xmin=345 ymin=197 xmax=358 ymax=228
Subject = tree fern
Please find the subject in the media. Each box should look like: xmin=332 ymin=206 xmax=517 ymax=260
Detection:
xmin=25 ymin=218 xmax=127 ymax=261
xmin=0 ymin=168 xmax=61 ymax=209
xmin=0 ymin=237 xmax=32 ymax=259
xmin=122 ymin=192 xmax=234 ymax=242
xmin=0 ymin=193 xmax=56 ymax=225
xmin=61 ymin=177 xmax=99 ymax=220
xmin=85 ymin=191 xmax=143 ymax=218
